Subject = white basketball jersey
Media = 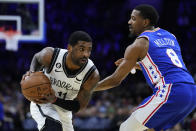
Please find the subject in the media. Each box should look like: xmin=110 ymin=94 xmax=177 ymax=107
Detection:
xmin=31 ymin=48 xmax=96 ymax=131
xmin=45 ymin=48 xmax=96 ymax=100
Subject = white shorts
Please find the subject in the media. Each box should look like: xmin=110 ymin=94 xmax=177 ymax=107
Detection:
xmin=30 ymin=102 xmax=74 ymax=131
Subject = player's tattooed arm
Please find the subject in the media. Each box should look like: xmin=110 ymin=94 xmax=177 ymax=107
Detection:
xmin=22 ymin=47 xmax=54 ymax=80
xmin=76 ymin=69 xmax=100 ymax=110
xmin=30 ymin=47 xmax=54 ymax=71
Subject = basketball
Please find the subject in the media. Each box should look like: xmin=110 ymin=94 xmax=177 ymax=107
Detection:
xmin=21 ymin=71 xmax=52 ymax=101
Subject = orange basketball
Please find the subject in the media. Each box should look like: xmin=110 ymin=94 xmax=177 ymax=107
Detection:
xmin=21 ymin=71 xmax=52 ymax=101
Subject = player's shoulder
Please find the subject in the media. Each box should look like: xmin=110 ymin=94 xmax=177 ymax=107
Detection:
xmin=135 ymin=36 xmax=149 ymax=46
xmin=83 ymin=59 xmax=99 ymax=85
xmin=87 ymin=58 xmax=95 ymax=67
xmin=50 ymin=48 xmax=68 ymax=56
xmin=85 ymin=58 xmax=97 ymax=74
xmin=40 ymin=47 xmax=65 ymax=60
xmin=138 ymin=28 xmax=169 ymax=40
xmin=38 ymin=47 xmax=54 ymax=57
xmin=43 ymin=47 xmax=54 ymax=51
xmin=141 ymin=27 xmax=161 ymax=35
xmin=58 ymin=48 xmax=67 ymax=51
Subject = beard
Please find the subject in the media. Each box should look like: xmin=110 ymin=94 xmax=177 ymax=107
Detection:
xmin=128 ymin=31 xmax=137 ymax=38
xmin=128 ymin=26 xmax=136 ymax=38
xmin=71 ymin=55 xmax=87 ymax=67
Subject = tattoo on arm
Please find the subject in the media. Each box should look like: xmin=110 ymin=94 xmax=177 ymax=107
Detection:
xmin=77 ymin=69 xmax=100 ymax=110
xmin=30 ymin=53 xmax=43 ymax=71
xmin=78 ymin=88 xmax=93 ymax=109
xmin=29 ymin=47 xmax=53 ymax=71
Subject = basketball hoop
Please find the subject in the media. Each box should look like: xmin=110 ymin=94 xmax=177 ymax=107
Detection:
xmin=0 ymin=29 xmax=21 ymax=51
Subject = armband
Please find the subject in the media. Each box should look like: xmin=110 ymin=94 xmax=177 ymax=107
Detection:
xmin=53 ymin=98 xmax=80 ymax=113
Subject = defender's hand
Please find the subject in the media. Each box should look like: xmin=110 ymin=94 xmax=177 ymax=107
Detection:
xmin=114 ymin=58 xmax=141 ymax=71
xmin=115 ymin=58 xmax=124 ymax=66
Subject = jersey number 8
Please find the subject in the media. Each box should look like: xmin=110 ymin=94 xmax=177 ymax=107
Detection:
xmin=166 ymin=49 xmax=183 ymax=68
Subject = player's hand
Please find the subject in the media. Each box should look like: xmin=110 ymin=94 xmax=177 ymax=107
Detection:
xmin=20 ymin=71 xmax=35 ymax=87
xmin=134 ymin=62 xmax=141 ymax=70
xmin=21 ymin=71 xmax=34 ymax=81
xmin=115 ymin=58 xmax=124 ymax=66
xmin=33 ymin=89 xmax=57 ymax=104
xmin=21 ymin=71 xmax=44 ymax=81
xmin=114 ymin=58 xmax=141 ymax=71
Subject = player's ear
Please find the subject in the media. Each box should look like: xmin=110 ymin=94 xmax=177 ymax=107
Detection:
xmin=143 ymin=18 xmax=150 ymax=27
xmin=67 ymin=44 xmax=72 ymax=52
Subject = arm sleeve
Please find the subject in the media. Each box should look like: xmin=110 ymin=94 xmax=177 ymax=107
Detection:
xmin=53 ymin=98 xmax=80 ymax=113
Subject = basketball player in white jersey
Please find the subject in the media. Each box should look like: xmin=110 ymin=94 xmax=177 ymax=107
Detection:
xmin=22 ymin=31 xmax=100 ymax=131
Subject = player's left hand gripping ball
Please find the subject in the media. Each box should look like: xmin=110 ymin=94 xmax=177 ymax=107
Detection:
xmin=33 ymin=89 xmax=57 ymax=104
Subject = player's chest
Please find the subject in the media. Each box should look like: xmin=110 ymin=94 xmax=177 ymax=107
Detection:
xmin=45 ymin=72 xmax=82 ymax=92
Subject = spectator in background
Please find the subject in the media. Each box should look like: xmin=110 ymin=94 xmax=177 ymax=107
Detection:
xmin=191 ymin=112 xmax=196 ymax=131
xmin=0 ymin=99 xmax=4 ymax=130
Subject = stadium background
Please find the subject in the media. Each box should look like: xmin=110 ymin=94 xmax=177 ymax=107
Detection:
xmin=0 ymin=0 xmax=196 ymax=130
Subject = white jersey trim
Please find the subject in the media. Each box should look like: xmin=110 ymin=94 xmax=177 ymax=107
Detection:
xmin=133 ymin=84 xmax=172 ymax=125
xmin=140 ymin=53 xmax=165 ymax=86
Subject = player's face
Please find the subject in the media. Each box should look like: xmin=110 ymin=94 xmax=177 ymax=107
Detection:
xmin=70 ymin=41 xmax=92 ymax=67
xmin=128 ymin=9 xmax=146 ymax=36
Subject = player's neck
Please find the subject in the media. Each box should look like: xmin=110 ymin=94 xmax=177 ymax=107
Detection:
xmin=138 ymin=26 xmax=155 ymax=35
xmin=66 ymin=54 xmax=81 ymax=70
xmin=144 ymin=26 xmax=155 ymax=32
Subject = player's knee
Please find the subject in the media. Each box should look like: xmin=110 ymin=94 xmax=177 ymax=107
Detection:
xmin=119 ymin=120 xmax=138 ymax=131
xmin=119 ymin=115 xmax=148 ymax=131
xmin=119 ymin=121 xmax=126 ymax=131
xmin=119 ymin=118 xmax=141 ymax=131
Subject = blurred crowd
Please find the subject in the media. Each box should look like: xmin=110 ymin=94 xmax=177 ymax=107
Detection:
xmin=0 ymin=0 xmax=196 ymax=131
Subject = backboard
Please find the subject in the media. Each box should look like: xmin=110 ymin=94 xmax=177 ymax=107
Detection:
xmin=0 ymin=0 xmax=45 ymax=42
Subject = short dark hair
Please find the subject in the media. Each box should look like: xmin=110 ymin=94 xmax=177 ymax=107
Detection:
xmin=68 ymin=31 xmax=92 ymax=46
xmin=134 ymin=4 xmax=159 ymax=26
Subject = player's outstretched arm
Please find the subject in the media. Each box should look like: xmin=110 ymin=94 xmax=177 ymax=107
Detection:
xmin=115 ymin=58 xmax=142 ymax=71
xmin=94 ymin=37 xmax=148 ymax=92
xmin=76 ymin=69 xmax=100 ymax=110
